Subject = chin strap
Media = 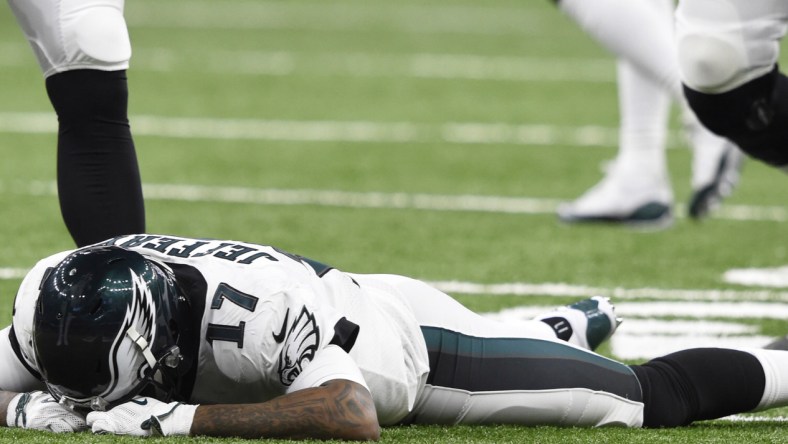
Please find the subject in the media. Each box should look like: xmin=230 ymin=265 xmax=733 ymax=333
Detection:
xmin=126 ymin=326 xmax=183 ymax=396
xmin=126 ymin=326 xmax=158 ymax=369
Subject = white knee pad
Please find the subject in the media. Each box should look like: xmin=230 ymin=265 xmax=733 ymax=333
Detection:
xmin=675 ymin=0 xmax=785 ymax=93
xmin=677 ymin=33 xmax=748 ymax=93
xmin=68 ymin=6 xmax=132 ymax=67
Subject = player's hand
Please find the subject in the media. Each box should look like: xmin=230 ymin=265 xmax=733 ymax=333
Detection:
xmin=86 ymin=397 xmax=197 ymax=437
xmin=5 ymin=391 xmax=87 ymax=433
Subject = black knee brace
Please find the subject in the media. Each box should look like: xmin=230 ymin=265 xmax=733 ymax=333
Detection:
xmin=684 ymin=65 xmax=788 ymax=167
xmin=46 ymin=70 xmax=145 ymax=247
xmin=630 ymin=348 xmax=765 ymax=428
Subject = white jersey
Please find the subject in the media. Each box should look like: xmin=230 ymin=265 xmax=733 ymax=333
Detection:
xmin=5 ymin=234 xmax=430 ymax=425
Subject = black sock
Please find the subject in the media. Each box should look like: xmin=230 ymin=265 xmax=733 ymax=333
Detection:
xmin=631 ymin=348 xmax=765 ymax=427
xmin=46 ymin=70 xmax=145 ymax=247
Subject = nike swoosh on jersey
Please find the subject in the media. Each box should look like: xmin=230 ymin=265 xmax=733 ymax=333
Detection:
xmin=273 ymin=308 xmax=290 ymax=343
xmin=130 ymin=398 xmax=148 ymax=406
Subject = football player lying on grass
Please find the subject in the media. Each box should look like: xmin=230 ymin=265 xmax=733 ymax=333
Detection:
xmin=0 ymin=234 xmax=787 ymax=439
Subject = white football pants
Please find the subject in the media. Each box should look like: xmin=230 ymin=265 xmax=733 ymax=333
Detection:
xmin=7 ymin=0 xmax=131 ymax=77
xmin=364 ymin=274 xmax=645 ymax=427
xmin=676 ymin=0 xmax=788 ymax=93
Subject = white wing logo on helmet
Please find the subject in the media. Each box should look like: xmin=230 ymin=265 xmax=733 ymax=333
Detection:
xmin=102 ymin=269 xmax=158 ymax=400
xmin=277 ymin=306 xmax=320 ymax=386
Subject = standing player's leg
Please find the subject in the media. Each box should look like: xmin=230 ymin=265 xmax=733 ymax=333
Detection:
xmin=677 ymin=0 xmax=788 ymax=170
xmin=558 ymin=59 xmax=674 ymax=226
xmin=8 ymin=0 xmax=145 ymax=246
xmin=555 ymin=0 xmax=743 ymax=221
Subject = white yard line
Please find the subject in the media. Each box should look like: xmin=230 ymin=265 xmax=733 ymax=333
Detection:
xmin=722 ymin=415 xmax=788 ymax=422
xmin=125 ymin=0 xmax=555 ymax=37
xmin=0 ymin=268 xmax=27 ymax=280
xmin=724 ymin=266 xmax=788 ymax=288
xmin=432 ymin=280 xmax=788 ymax=301
xmin=142 ymin=184 xmax=565 ymax=214
xmin=0 ymin=42 xmax=614 ymax=83
xmin=7 ymin=180 xmax=787 ymax=224
xmin=488 ymin=302 xmax=788 ymax=320
xmin=486 ymin=304 xmax=788 ymax=360
xmin=150 ymin=50 xmax=615 ymax=83
xmin=0 ymin=111 xmax=684 ymax=149
xmin=610 ymin=335 xmax=775 ymax=360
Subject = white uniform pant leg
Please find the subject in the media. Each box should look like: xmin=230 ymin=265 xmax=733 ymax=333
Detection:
xmin=368 ymin=275 xmax=644 ymax=427
xmin=411 ymin=385 xmax=643 ymax=427
xmin=676 ymin=0 xmax=788 ymax=93
xmin=368 ymin=274 xmax=558 ymax=341
xmin=559 ymin=0 xmax=682 ymax=98
xmin=8 ymin=0 xmax=131 ymax=77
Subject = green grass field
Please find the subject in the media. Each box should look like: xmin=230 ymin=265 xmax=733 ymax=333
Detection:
xmin=2 ymin=0 xmax=788 ymax=442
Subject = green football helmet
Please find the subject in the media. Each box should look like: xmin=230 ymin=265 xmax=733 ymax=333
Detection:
xmin=32 ymin=245 xmax=194 ymax=411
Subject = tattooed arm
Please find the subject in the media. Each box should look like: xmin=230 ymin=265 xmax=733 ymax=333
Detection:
xmin=88 ymin=344 xmax=380 ymax=439
xmin=191 ymin=379 xmax=380 ymax=441
xmin=87 ymin=379 xmax=380 ymax=440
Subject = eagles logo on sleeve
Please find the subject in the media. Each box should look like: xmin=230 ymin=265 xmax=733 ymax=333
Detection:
xmin=275 ymin=306 xmax=320 ymax=386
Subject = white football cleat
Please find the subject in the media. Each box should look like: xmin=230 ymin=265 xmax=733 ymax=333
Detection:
xmin=535 ymin=296 xmax=622 ymax=351
xmin=557 ymin=160 xmax=673 ymax=228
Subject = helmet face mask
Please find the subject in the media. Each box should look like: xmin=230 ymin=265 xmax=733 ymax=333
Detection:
xmin=46 ymin=345 xmax=184 ymax=412
xmin=32 ymin=246 xmax=193 ymax=411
